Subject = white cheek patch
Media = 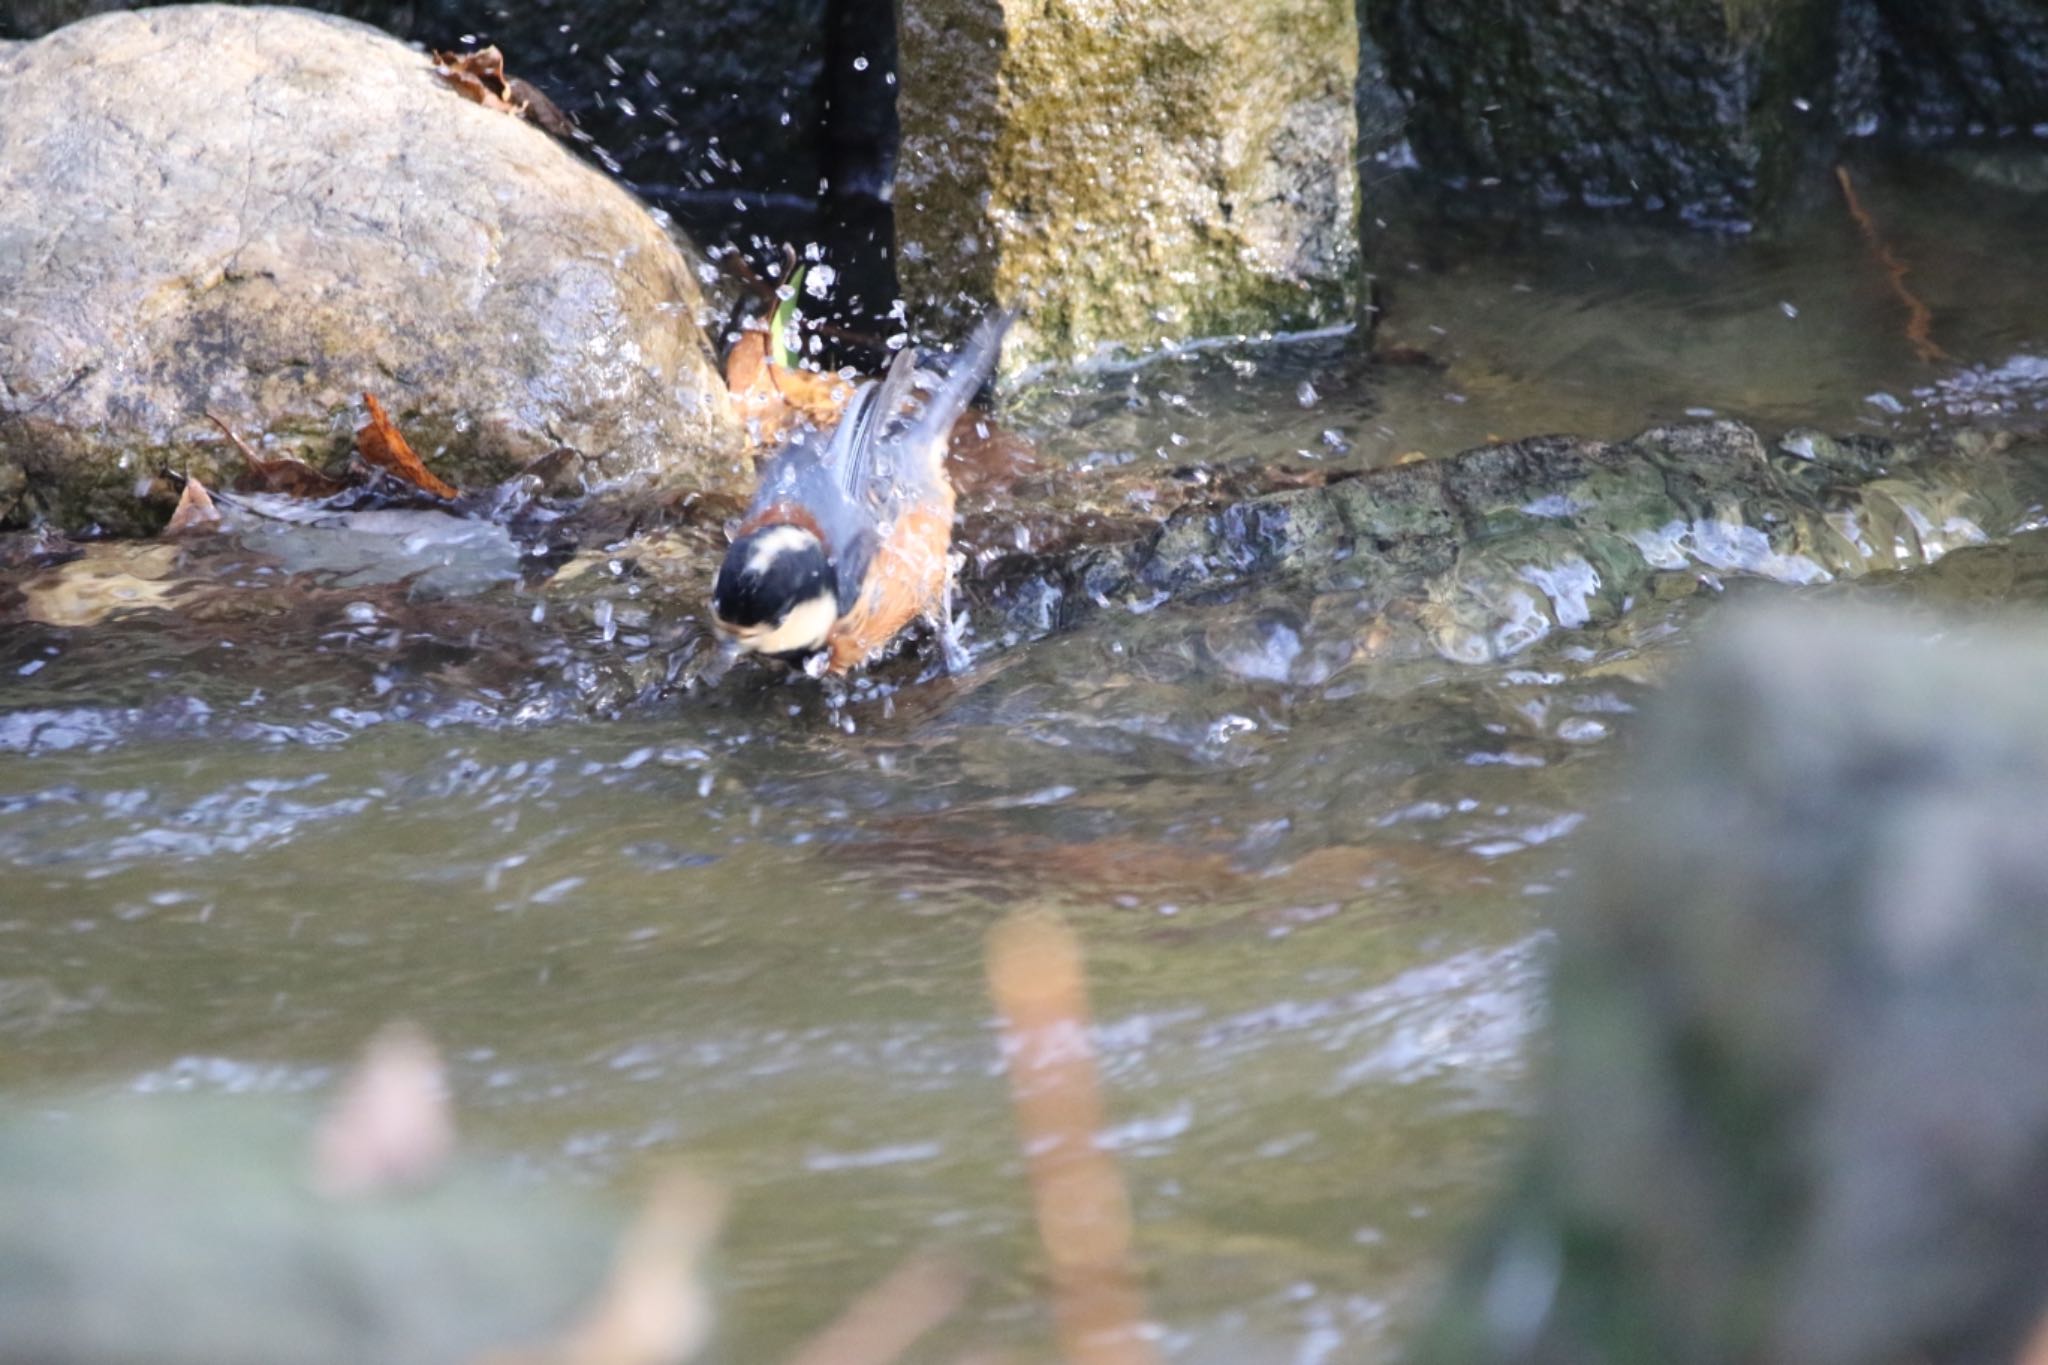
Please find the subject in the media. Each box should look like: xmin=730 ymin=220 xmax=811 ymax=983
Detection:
xmin=733 ymin=589 xmax=838 ymax=657
xmin=746 ymin=524 xmax=820 ymax=578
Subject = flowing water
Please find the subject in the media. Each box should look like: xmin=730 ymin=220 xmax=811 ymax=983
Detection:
xmin=4 ymin=151 xmax=2048 ymax=1362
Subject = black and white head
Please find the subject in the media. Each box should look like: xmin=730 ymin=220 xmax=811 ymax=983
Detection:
xmin=711 ymin=523 xmax=839 ymax=659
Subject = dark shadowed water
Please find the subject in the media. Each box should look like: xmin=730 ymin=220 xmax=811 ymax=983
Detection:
xmin=3 ymin=151 xmax=2047 ymax=1362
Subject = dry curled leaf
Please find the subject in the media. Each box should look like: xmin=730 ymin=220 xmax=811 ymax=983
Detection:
xmin=434 ymin=47 xmax=574 ymax=136
xmin=726 ymin=329 xmax=854 ymax=450
xmin=357 ymin=392 xmax=460 ymax=500
xmin=311 ymin=1020 xmax=456 ymax=1199
xmin=433 ymin=45 xmax=520 ymax=114
xmin=165 ymin=474 xmax=222 ymax=536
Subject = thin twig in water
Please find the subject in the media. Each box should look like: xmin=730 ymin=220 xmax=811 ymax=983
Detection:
xmin=985 ymin=913 xmax=1162 ymax=1365
xmin=204 ymin=408 xmax=263 ymax=464
xmin=1835 ymin=164 xmax=1948 ymax=364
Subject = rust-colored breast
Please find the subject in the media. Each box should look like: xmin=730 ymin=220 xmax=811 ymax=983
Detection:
xmin=824 ymin=493 xmax=955 ymax=674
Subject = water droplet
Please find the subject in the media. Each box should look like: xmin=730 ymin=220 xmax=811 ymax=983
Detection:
xmin=1780 ymin=300 xmax=1800 ymax=319
xmin=1296 ymin=380 xmax=1319 ymax=408
xmin=852 ymin=55 xmax=869 ymax=71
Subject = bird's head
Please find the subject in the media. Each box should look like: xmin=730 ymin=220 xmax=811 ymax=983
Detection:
xmin=711 ymin=523 xmax=838 ymax=660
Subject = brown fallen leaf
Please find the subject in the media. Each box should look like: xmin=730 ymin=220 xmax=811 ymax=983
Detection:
xmin=311 ymin=1020 xmax=456 ymax=1199
xmin=724 ymin=325 xmax=771 ymax=395
xmin=164 ymin=474 xmax=223 ymax=536
xmin=433 ymin=45 xmax=521 ymax=114
xmin=357 ymin=392 xmax=460 ymax=500
xmin=207 ymin=409 xmax=352 ymax=499
xmin=435 ymin=47 xmax=575 ymax=137
xmin=726 ymin=329 xmax=855 ymax=449
xmin=506 ymin=75 xmax=576 ymax=138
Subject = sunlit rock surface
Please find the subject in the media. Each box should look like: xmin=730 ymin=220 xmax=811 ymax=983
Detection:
xmin=0 ymin=0 xmax=875 ymax=263
xmin=0 ymin=4 xmax=737 ymax=535
xmin=895 ymin=0 xmax=1364 ymax=366
xmin=1415 ymin=607 xmax=2048 ymax=1365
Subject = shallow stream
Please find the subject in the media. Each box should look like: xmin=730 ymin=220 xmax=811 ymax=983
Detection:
xmin=4 ymin=151 xmax=2048 ymax=1362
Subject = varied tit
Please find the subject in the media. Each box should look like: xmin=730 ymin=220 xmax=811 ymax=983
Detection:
xmin=711 ymin=307 xmax=1015 ymax=675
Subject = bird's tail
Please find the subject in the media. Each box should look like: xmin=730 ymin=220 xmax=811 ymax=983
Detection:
xmin=901 ymin=306 xmax=1018 ymax=468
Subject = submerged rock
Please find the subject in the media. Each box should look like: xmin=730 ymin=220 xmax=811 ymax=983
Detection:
xmin=895 ymin=0 xmax=1364 ymax=366
xmin=0 ymin=4 xmax=737 ymax=536
xmin=978 ymin=421 xmax=2048 ymax=664
xmin=1413 ymin=607 xmax=2048 ymax=1364
xmin=1370 ymin=0 xmax=1837 ymax=227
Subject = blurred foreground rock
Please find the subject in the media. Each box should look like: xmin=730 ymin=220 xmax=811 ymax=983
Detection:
xmin=1414 ymin=608 xmax=2048 ymax=1364
xmin=0 ymin=1100 xmax=612 ymax=1363
xmin=895 ymin=0 xmax=1365 ymax=366
xmin=0 ymin=4 xmax=737 ymax=536
xmin=0 ymin=1027 xmax=720 ymax=1364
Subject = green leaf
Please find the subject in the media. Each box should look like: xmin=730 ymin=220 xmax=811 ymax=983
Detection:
xmin=771 ymin=266 xmax=806 ymax=370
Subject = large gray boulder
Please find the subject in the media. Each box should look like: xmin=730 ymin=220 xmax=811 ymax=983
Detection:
xmin=0 ymin=4 xmax=739 ymax=534
xmin=1414 ymin=608 xmax=2048 ymax=1364
xmin=894 ymin=0 xmax=1365 ymax=367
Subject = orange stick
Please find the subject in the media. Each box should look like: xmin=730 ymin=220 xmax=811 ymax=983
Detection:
xmin=1835 ymin=164 xmax=1948 ymax=364
xmin=984 ymin=914 xmax=1163 ymax=1365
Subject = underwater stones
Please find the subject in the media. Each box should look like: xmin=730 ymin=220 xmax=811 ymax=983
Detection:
xmin=894 ymin=0 xmax=1363 ymax=366
xmin=0 ymin=4 xmax=737 ymax=534
xmin=977 ymin=421 xmax=2048 ymax=664
xmin=1414 ymin=608 xmax=2048 ymax=1365
xmin=1370 ymin=0 xmax=1838 ymax=226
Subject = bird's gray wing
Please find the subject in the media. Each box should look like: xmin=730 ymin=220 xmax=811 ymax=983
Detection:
xmin=832 ymin=526 xmax=880 ymax=616
xmin=832 ymin=345 xmax=921 ymax=507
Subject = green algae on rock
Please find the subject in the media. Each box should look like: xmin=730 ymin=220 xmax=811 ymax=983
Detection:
xmin=894 ymin=0 xmax=1364 ymax=367
xmin=978 ymin=422 xmax=2048 ymax=665
xmin=0 ymin=4 xmax=738 ymax=536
